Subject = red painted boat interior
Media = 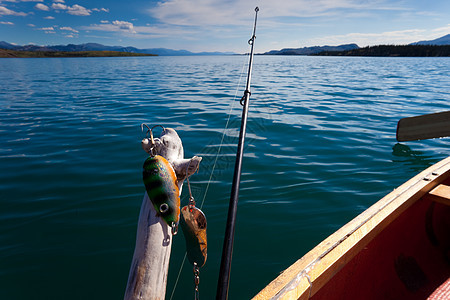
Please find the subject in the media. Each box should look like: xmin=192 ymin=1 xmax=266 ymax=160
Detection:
xmin=311 ymin=179 xmax=450 ymax=300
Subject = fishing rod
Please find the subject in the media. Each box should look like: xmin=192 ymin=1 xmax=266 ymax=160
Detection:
xmin=216 ymin=6 xmax=259 ymax=300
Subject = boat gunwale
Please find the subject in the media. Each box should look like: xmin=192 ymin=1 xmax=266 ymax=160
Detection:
xmin=253 ymin=156 xmax=450 ymax=300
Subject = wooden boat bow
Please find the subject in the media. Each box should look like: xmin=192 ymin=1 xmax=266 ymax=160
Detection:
xmin=254 ymin=156 xmax=450 ymax=300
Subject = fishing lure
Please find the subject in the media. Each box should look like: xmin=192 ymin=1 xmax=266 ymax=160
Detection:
xmin=180 ymin=161 xmax=207 ymax=267
xmin=180 ymin=205 xmax=207 ymax=267
xmin=181 ymin=204 xmax=207 ymax=299
xmin=142 ymin=155 xmax=180 ymax=230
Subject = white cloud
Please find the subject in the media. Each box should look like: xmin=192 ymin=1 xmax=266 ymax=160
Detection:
xmin=92 ymin=8 xmax=109 ymax=13
xmin=4 ymin=0 xmax=43 ymax=2
xmin=35 ymin=3 xmax=49 ymax=11
xmin=51 ymin=3 xmax=66 ymax=10
xmin=148 ymin=0 xmax=244 ymax=27
xmin=148 ymin=0 xmax=400 ymax=27
xmin=112 ymin=20 xmax=134 ymax=31
xmin=431 ymin=24 xmax=450 ymax=36
xmin=82 ymin=21 xmax=195 ymax=40
xmin=44 ymin=15 xmax=54 ymax=19
xmin=38 ymin=26 xmax=56 ymax=33
xmin=53 ymin=0 xmax=64 ymax=2
xmin=82 ymin=20 xmax=138 ymax=34
xmin=137 ymin=0 xmax=450 ymax=52
xmin=100 ymin=20 xmax=109 ymax=23
xmin=67 ymin=4 xmax=90 ymax=16
xmin=60 ymin=26 xmax=78 ymax=33
xmin=49 ymin=3 xmax=107 ymax=16
xmin=0 ymin=21 xmax=14 ymax=25
xmin=0 ymin=5 xmax=27 ymax=16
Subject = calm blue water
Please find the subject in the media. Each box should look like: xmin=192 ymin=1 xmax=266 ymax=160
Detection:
xmin=0 ymin=55 xmax=449 ymax=299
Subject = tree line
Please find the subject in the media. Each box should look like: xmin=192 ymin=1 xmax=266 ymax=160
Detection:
xmin=0 ymin=49 xmax=157 ymax=58
xmin=313 ymin=45 xmax=450 ymax=57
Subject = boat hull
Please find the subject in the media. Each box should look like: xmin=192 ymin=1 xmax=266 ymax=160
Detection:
xmin=254 ymin=156 xmax=450 ymax=300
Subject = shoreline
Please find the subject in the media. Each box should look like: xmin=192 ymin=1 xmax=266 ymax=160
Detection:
xmin=0 ymin=49 xmax=157 ymax=58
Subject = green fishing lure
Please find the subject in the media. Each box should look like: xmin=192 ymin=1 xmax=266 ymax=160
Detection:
xmin=142 ymin=155 xmax=180 ymax=228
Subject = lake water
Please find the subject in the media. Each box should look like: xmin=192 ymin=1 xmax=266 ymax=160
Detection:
xmin=0 ymin=55 xmax=449 ymax=299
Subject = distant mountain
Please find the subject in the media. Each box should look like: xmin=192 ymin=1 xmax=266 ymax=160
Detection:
xmin=0 ymin=41 xmax=22 ymax=50
xmin=135 ymin=48 xmax=235 ymax=56
xmin=0 ymin=41 xmax=236 ymax=56
xmin=411 ymin=34 xmax=450 ymax=46
xmin=262 ymin=44 xmax=359 ymax=55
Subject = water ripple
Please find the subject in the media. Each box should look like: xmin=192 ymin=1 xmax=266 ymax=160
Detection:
xmin=0 ymin=56 xmax=449 ymax=299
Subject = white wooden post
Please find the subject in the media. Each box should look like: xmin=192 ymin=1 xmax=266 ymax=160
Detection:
xmin=124 ymin=193 xmax=172 ymax=300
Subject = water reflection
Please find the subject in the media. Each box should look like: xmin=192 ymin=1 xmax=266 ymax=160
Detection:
xmin=392 ymin=143 xmax=436 ymax=171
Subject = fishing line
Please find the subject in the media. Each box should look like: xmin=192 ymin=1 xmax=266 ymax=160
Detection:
xmin=199 ymin=55 xmax=249 ymax=210
xmin=198 ymin=17 xmax=259 ymax=209
xmin=168 ymin=53 xmax=250 ymax=300
xmin=169 ymin=253 xmax=187 ymax=300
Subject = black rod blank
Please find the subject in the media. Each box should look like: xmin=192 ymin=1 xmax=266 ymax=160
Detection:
xmin=216 ymin=7 xmax=259 ymax=300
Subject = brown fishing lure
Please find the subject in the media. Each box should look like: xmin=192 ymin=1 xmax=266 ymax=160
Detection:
xmin=142 ymin=155 xmax=180 ymax=228
xmin=180 ymin=205 xmax=207 ymax=267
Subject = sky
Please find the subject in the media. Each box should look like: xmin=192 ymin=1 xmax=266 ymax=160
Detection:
xmin=0 ymin=0 xmax=449 ymax=53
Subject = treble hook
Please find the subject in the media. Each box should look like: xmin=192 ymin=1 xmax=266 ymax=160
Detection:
xmin=141 ymin=124 xmax=165 ymax=156
xmin=141 ymin=123 xmax=151 ymax=138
